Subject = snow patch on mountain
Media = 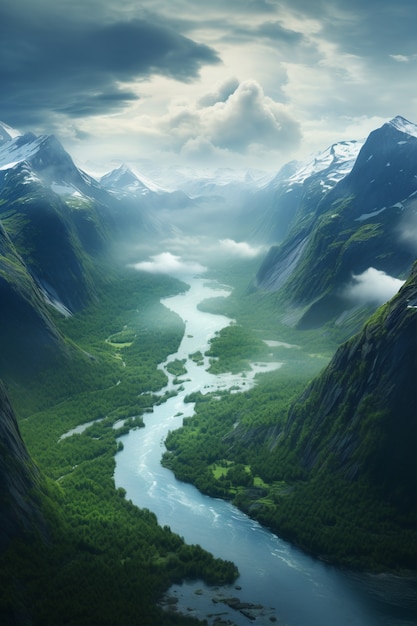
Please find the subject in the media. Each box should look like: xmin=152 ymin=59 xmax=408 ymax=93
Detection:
xmin=0 ymin=133 xmax=46 ymax=170
xmin=355 ymin=207 xmax=388 ymax=222
xmin=287 ymin=140 xmax=363 ymax=187
xmin=388 ymin=115 xmax=417 ymax=138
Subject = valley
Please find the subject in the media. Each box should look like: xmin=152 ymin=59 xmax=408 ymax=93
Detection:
xmin=115 ymin=272 xmax=416 ymax=626
xmin=0 ymin=116 xmax=416 ymax=625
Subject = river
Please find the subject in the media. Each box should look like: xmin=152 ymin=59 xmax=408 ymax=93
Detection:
xmin=114 ymin=275 xmax=416 ymax=626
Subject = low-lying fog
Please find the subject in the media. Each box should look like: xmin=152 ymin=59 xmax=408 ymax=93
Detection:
xmin=126 ymin=235 xmax=267 ymax=278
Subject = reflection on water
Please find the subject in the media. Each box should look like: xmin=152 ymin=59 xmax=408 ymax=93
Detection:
xmin=114 ymin=276 xmax=417 ymax=626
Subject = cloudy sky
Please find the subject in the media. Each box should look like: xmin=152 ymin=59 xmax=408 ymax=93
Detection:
xmin=1 ymin=0 xmax=416 ymax=176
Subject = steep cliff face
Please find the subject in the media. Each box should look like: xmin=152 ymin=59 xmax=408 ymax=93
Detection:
xmin=0 ymin=163 xmax=103 ymax=313
xmin=0 ymin=381 xmax=45 ymax=551
xmin=0 ymin=221 xmax=68 ymax=379
xmin=283 ymin=262 xmax=417 ymax=511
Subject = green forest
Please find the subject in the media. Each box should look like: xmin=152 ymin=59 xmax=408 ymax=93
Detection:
xmin=161 ymin=269 xmax=417 ymax=574
xmin=1 ymin=254 xmax=415 ymax=626
xmin=0 ymin=267 xmax=238 ymax=626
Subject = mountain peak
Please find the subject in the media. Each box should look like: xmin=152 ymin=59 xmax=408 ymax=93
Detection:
xmin=100 ymin=164 xmax=143 ymax=190
xmin=387 ymin=115 xmax=417 ymax=138
xmin=287 ymin=139 xmax=363 ymax=187
xmin=100 ymin=164 xmax=165 ymax=195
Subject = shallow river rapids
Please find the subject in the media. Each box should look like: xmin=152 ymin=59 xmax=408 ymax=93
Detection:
xmin=114 ymin=276 xmax=416 ymax=626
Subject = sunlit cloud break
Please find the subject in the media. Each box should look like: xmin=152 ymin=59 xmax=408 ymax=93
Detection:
xmin=344 ymin=267 xmax=405 ymax=305
xmin=219 ymin=239 xmax=264 ymax=258
xmin=131 ymin=252 xmax=207 ymax=277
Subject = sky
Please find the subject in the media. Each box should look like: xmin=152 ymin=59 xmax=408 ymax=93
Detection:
xmin=1 ymin=0 xmax=417 ymax=178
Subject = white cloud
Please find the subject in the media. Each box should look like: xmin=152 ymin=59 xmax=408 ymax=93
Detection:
xmin=390 ymin=54 xmax=417 ymax=63
xmin=131 ymin=252 xmax=207 ymax=277
xmin=219 ymin=238 xmax=264 ymax=258
xmin=344 ymin=267 xmax=405 ymax=305
xmin=152 ymin=78 xmax=301 ymax=163
xmin=205 ymin=80 xmax=301 ymax=151
xmin=398 ymin=201 xmax=417 ymax=252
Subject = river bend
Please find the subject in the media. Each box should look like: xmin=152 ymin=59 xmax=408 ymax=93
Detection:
xmin=114 ymin=276 xmax=416 ymax=626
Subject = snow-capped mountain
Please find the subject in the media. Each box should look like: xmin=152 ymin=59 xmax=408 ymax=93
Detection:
xmin=250 ymin=139 xmax=363 ymax=244
xmin=389 ymin=114 xmax=417 ymax=137
xmin=253 ymin=116 xmax=417 ymax=332
xmin=284 ymin=139 xmax=362 ymax=189
xmin=0 ymin=123 xmax=175 ymax=323
xmin=130 ymin=165 xmax=273 ymax=196
xmin=99 ymin=163 xmax=191 ymax=238
xmin=0 ymin=122 xmax=179 ymax=238
xmin=0 ymin=125 xmax=106 ymax=203
xmin=100 ymin=164 xmax=166 ymax=196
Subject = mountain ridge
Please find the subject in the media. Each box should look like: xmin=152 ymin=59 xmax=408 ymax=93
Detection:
xmin=253 ymin=115 xmax=417 ymax=333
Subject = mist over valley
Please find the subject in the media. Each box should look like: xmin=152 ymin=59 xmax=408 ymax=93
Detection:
xmin=0 ymin=114 xmax=416 ymax=626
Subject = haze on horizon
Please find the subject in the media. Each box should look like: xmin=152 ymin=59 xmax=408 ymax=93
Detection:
xmin=1 ymin=0 xmax=416 ymax=180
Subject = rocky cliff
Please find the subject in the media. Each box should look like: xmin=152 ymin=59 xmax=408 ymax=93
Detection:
xmin=0 ymin=381 xmax=46 ymax=551
xmin=0 ymin=221 xmax=68 ymax=379
xmin=283 ymin=262 xmax=417 ymax=512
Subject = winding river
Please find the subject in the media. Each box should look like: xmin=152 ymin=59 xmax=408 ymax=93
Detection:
xmin=114 ymin=275 xmax=416 ymax=626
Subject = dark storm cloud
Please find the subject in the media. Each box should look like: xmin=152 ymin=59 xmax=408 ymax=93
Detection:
xmin=0 ymin=3 xmax=220 ymax=128
xmin=193 ymin=0 xmax=416 ymax=68
xmin=280 ymin=0 xmax=417 ymax=60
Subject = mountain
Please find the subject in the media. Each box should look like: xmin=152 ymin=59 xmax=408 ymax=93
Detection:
xmin=0 ymin=123 xmax=177 ymax=257
xmin=187 ymin=263 xmax=416 ymax=570
xmin=253 ymin=116 xmax=417 ymax=331
xmin=0 ymin=123 xmax=179 ymax=327
xmin=100 ymin=164 xmax=163 ymax=196
xmin=265 ymin=262 xmax=417 ymax=568
xmin=283 ymin=261 xmax=417 ymax=492
xmin=250 ymin=140 xmax=363 ymax=244
xmin=99 ymin=163 xmax=186 ymax=238
xmin=134 ymin=166 xmax=274 ymax=239
xmin=0 ymin=123 xmax=117 ymax=380
xmin=0 ymin=124 xmax=118 ymax=308
xmin=0 ymin=120 xmax=195 ymax=381
xmin=0 ymin=162 xmax=103 ymax=313
xmin=0 ymin=126 xmax=106 ymax=201
xmin=0 ymin=219 xmax=68 ymax=379
xmin=0 ymin=380 xmax=46 ymax=551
